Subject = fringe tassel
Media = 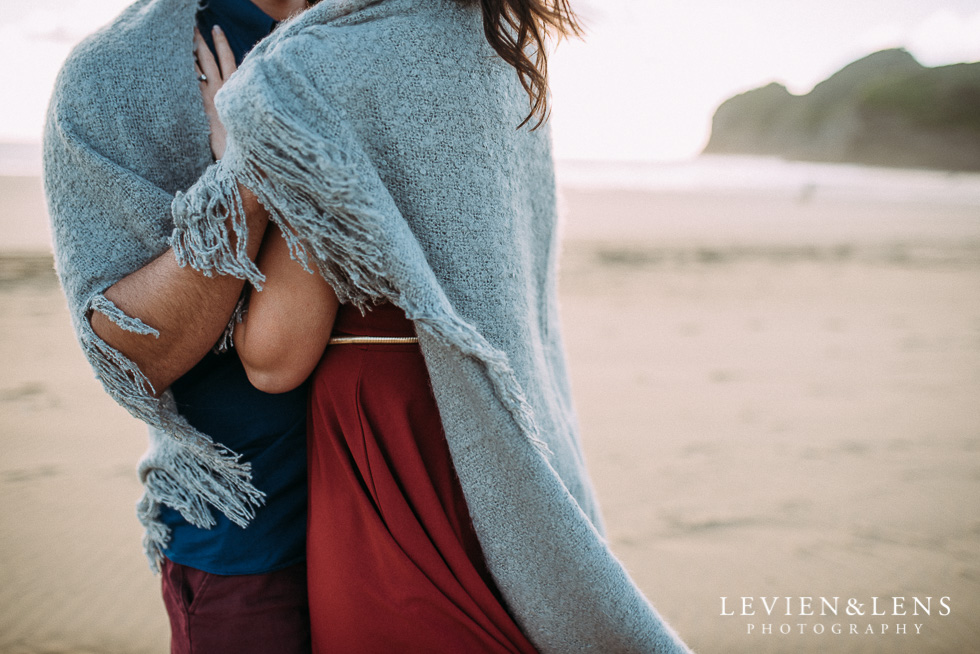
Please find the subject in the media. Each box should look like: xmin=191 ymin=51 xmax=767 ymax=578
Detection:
xmin=171 ymin=163 xmax=265 ymax=286
xmin=212 ymin=292 xmax=248 ymax=354
xmin=416 ymin=319 xmax=554 ymax=458
xmin=169 ymin=100 xmax=553 ymax=459
xmin=137 ymin=493 xmax=169 ymax=573
xmin=89 ymin=293 xmax=160 ymax=337
xmin=239 ymin=109 xmax=554 ymax=457
xmin=76 ymin=304 xmax=266 ymax=569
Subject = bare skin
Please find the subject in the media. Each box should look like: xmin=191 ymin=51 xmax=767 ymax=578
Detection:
xmin=251 ymin=0 xmax=309 ymax=22
xmin=220 ymin=0 xmax=341 ymax=394
xmin=93 ymin=0 xmax=329 ymax=396
xmin=93 ymin=25 xmax=268 ymax=397
xmin=234 ymin=226 xmax=339 ymax=394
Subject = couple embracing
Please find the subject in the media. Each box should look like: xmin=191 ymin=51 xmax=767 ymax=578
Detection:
xmin=43 ymin=0 xmax=690 ymax=652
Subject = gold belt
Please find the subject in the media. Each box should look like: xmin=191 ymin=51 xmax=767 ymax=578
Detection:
xmin=328 ymin=336 xmax=420 ymax=345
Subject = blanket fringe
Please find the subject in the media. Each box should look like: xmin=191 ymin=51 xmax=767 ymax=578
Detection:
xmin=415 ymin=319 xmax=554 ymax=457
xmin=89 ymin=293 xmax=161 ymax=337
xmin=137 ymin=493 xmax=169 ymax=573
xmin=77 ymin=308 xmax=265 ymax=570
xmin=171 ymin=163 xmax=265 ymax=286
xmin=170 ymin=104 xmax=553 ymax=458
xmin=212 ymin=293 xmax=248 ymax=354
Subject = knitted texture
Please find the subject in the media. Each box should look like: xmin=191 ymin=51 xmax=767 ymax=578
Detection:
xmin=42 ymin=0 xmax=266 ymax=571
xmin=170 ymin=0 xmax=691 ymax=651
xmin=44 ymin=0 xmax=690 ymax=650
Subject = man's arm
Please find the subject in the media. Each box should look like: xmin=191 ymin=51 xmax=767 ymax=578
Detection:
xmin=91 ymin=187 xmax=268 ymax=395
xmin=90 ymin=25 xmax=259 ymax=396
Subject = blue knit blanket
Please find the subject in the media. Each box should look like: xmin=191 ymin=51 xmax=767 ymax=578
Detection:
xmin=45 ymin=0 xmax=690 ymax=650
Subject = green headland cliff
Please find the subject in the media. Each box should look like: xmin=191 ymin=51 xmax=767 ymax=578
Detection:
xmin=704 ymin=49 xmax=980 ymax=171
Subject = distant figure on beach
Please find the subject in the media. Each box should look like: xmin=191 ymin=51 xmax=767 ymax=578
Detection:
xmin=43 ymin=0 xmax=691 ymax=651
xmin=44 ymin=0 xmax=315 ymax=650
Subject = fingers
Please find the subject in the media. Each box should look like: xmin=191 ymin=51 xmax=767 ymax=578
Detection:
xmin=212 ymin=25 xmax=238 ymax=80
xmin=193 ymin=27 xmax=220 ymax=82
xmin=192 ymin=26 xmax=231 ymax=160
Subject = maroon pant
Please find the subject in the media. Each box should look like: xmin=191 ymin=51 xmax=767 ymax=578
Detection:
xmin=161 ymin=557 xmax=311 ymax=654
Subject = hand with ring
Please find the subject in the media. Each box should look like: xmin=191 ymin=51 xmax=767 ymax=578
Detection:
xmin=194 ymin=25 xmax=237 ymax=161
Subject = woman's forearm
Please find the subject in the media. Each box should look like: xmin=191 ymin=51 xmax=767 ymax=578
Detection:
xmin=235 ymin=223 xmax=340 ymax=394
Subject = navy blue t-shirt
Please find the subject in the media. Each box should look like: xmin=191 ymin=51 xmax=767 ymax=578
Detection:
xmin=158 ymin=0 xmax=307 ymax=575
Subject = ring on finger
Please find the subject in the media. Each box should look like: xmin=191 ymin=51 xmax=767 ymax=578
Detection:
xmin=198 ymin=73 xmax=208 ymax=82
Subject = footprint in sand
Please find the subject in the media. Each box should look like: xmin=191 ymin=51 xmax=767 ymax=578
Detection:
xmin=1 ymin=465 xmax=61 ymax=483
xmin=0 ymin=382 xmax=59 ymax=408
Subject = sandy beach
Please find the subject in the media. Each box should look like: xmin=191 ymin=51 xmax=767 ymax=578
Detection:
xmin=1 ymin=176 xmax=978 ymax=653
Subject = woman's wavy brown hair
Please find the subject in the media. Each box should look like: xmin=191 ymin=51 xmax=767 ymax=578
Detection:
xmin=476 ymin=0 xmax=583 ymax=128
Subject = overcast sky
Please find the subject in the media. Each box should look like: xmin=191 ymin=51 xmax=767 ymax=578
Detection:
xmin=2 ymin=0 xmax=979 ymax=161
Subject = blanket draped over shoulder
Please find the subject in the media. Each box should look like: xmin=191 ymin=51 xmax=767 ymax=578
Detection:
xmin=45 ymin=0 xmax=690 ymax=650
xmin=43 ymin=0 xmax=265 ymax=567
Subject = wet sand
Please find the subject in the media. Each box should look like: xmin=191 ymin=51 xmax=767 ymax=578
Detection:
xmin=1 ymin=185 xmax=978 ymax=653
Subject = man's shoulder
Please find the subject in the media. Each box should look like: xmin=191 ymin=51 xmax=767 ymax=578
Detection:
xmin=55 ymin=0 xmax=196 ymax=103
xmin=45 ymin=0 xmax=210 ymax=196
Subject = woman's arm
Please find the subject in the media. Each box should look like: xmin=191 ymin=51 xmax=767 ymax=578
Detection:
xmin=235 ymin=223 xmax=340 ymax=394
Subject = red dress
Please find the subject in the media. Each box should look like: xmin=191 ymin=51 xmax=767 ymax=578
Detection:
xmin=306 ymin=303 xmax=537 ymax=653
